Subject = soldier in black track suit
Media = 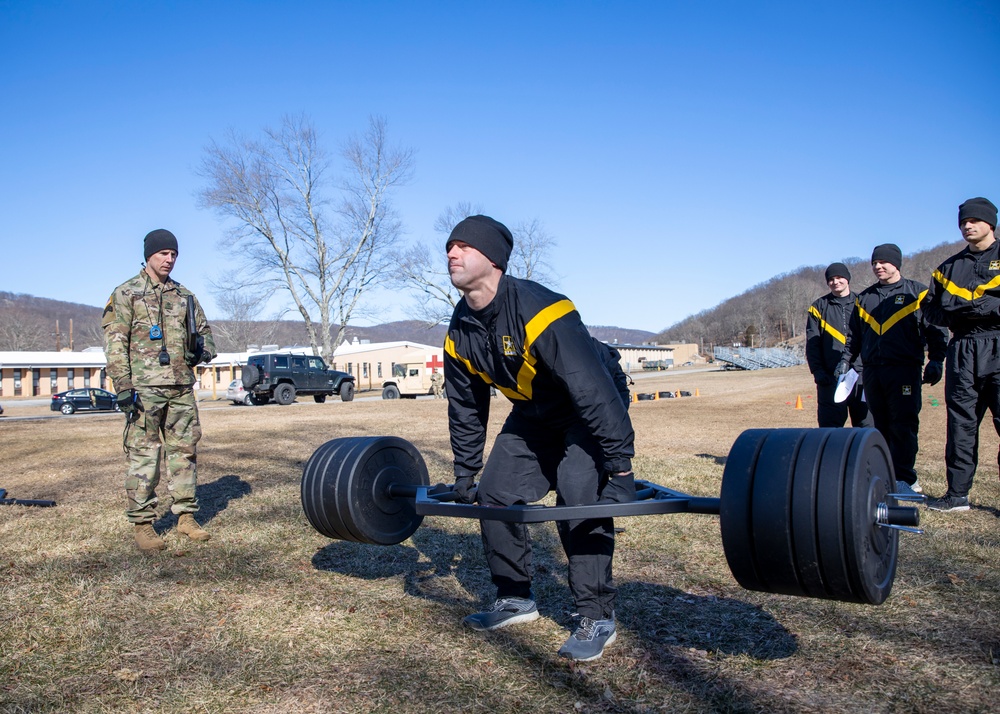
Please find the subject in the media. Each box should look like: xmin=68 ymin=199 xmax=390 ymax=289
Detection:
xmin=838 ymin=244 xmax=948 ymax=490
xmin=806 ymin=262 xmax=872 ymax=428
xmin=923 ymin=197 xmax=1000 ymax=511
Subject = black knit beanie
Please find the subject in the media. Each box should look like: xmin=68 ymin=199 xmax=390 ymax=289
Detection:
xmin=446 ymin=215 xmax=514 ymax=272
xmin=871 ymin=243 xmax=902 ymax=269
xmin=958 ymin=197 xmax=997 ymax=229
xmin=144 ymin=229 xmax=179 ymax=261
xmin=825 ymin=262 xmax=851 ymax=282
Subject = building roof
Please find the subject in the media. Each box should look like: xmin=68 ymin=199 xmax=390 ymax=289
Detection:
xmin=0 ymin=351 xmax=110 ymax=368
xmin=334 ymin=340 xmax=439 ymax=356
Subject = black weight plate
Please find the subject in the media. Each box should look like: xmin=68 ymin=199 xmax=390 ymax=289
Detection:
xmin=789 ymin=428 xmax=833 ymax=599
xmin=842 ymin=428 xmax=898 ymax=605
xmin=814 ymin=428 xmax=858 ymax=602
xmin=301 ymin=438 xmax=359 ymax=541
xmin=749 ymin=429 xmax=809 ymax=596
xmin=720 ymin=429 xmax=772 ymax=593
xmin=340 ymin=436 xmax=429 ymax=546
xmin=329 ymin=437 xmax=372 ymax=543
xmin=319 ymin=437 xmax=364 ymax=543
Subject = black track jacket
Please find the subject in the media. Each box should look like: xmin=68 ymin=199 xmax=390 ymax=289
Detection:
xmin=444 ymin=274 xmax=635 ymax=480
xmin=806 ymin=292 xmax=861 ymax=378
xmin=843 ymin=278 xmax=948 ymax=368
xmin=923 ymin=240 xmax=1000 ymax=336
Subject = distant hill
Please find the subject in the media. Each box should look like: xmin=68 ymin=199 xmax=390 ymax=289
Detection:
xmin=0 ymin=292 xmax=105 ymax=351
xmin=7 ymin=240 xmax=966 ymax=356
xmin=654 ymin=241 xmax=965 ymax=352
xmin=0 ymin=292 xmax=657 ymax=352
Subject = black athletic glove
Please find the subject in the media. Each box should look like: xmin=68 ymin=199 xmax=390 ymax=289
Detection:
xmin=922 ymin=361 xmax=943 ymax=386
xmin=598 ymin=471 xmax=637 ymax=504
xmin=185 ymin=335 xmax=206 ymax=367
xmin=832 ymin=360 xmax=851 ymax=380
xmin=453 ymin=476 xmax=477 ymax=504
xmin=814 ymin=371 xmax=834 ymax=387
xmin=116 ymin=389 xmax=143 ymax=424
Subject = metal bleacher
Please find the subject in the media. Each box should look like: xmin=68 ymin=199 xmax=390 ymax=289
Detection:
xmin=713 ymin=346 xmax=806 ymax=371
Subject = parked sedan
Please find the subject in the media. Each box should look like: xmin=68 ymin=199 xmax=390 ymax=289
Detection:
xmin=50 ymin=388 xmax=120 ymax=415
xmin=226 ymin=380 xmax=253 ymax=406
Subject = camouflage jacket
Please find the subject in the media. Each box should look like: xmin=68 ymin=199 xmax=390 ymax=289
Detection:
xmin=102 ymin=271 xmax=217 ymax=391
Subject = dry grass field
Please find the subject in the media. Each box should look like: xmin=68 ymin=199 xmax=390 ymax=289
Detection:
xmin=1 ymin=365 xmax=998 ymax=713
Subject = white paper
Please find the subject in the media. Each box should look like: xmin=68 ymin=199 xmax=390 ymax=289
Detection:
xmin=834 ymin=368 xmax=859 ymax=403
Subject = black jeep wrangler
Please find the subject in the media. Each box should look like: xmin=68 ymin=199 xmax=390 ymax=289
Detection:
xmin=241 ymin=352 xmax=355 ymax=405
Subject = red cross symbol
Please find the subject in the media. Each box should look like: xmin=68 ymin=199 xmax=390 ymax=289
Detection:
xmin=426 ymin=354 xmax=444 ymax=371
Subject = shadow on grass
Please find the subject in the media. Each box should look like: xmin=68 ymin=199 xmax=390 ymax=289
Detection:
xmin=310 ymin=525 xmax=492 ymax=609
xmin=310 ymin=524 xmax=796 ymax=661
xmin=618 ymin=581 xmax=797 ymax=660
xmin=972 ymin=502 xmax=1000 ymax=518
xmin=154 ymin=474 xmax=252 ymax=531
xmin=696 ymin=453 xmax=728 ymax=466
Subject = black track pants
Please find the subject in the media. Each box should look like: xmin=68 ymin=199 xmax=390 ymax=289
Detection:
xmin=816 ymin=382 xmax=873 ymax=428
xmin=475 ymin=412 xmax=616 ymax=620
xmin=944 ymin=334 xmax=1000 ymax=497
xmin=863 ymin=365 xmax=922 ymax=484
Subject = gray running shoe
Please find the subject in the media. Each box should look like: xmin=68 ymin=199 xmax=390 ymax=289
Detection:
xmin=926 ymin=495 xmax=970 ymax=512
xmin=557 ymin=616 xmax=617 ymax=661
xmin=463 ymin=597 xmax=539 ymax=631
xmin=894 ymin=481 xmax=925 ymax=499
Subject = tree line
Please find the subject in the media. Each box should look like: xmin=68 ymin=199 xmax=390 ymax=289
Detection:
xmin=654 ymin=241 xmax=964 ymax=352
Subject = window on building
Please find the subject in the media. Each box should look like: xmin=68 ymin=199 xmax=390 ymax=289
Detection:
xmin=84 ymin=370 xmax=91 ymax=388
xmin=377 ymin=362 xmax=382 ymax=378
xmin=100 ymin=368 xmax=107 ymax=390
xmin=50 ymin=369 xmax=58 ymax=392
xmin=363 ymin=363 xmax=368 ymax=378
xmin=14 ymin=369 xmax=22 ymax=396
xmin=0 ymin=367 xmax=3 ymax=396
xmin=32 ymin=369 xmax=40 ymax=396
xmin=67 ymin=368 xmax=75 ymax=389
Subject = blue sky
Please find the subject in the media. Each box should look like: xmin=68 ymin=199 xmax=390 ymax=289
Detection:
xmin=1 ymin=1 xmax=997 ymax=333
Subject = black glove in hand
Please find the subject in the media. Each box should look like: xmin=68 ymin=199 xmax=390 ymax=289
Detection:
xmin=186 ymin=335 xmax=206 ymax=367
xmin=453 ymin=476 xmax=477 ymax=504
xmin=116 ymin=389 xmax=143 ymax=423
xmin=922 ymin=361 xmax=943 ymax=386
xmin=814 ymin=371 xmax=834 ymax=387
xmin=598 ymin=471 xmax=637 ymax=504
xmin=832 ymin=360 xmax=851 ymax=380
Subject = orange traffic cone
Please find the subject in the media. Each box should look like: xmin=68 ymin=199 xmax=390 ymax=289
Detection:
xmin=695 ymin=388 xmax=700 ymax=397
xmin=795 ymin=395 xmax=804 ymax=410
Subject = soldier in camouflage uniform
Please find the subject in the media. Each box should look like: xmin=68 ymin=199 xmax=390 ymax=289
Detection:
xmin=102 ymin=229 xmax=217 ymax=552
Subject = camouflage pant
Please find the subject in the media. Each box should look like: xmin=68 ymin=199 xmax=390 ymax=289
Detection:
xmin=124 ymin=385 xmax=202 ymax=523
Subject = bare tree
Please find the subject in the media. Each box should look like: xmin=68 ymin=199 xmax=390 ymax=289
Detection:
xmin=209 ymin=273 xmax=287 ymax=352
xmin=508 ymin=218 xmax=559 ymax=285
xmin=197 ymin=115 xmax=413 ymax=356
xmin=0 ymin=306 xmax=50 ymax=351
xmin=391 ymin=204 xmax=559 ymax=325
